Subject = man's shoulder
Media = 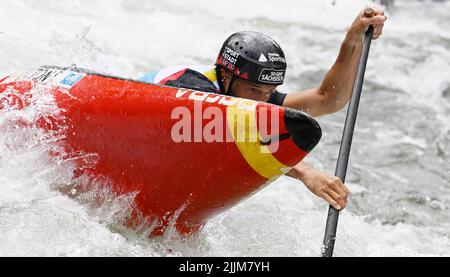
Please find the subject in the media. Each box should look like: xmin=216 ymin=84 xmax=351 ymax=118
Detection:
xmin=139 ymin=65 xmax=190 ymax=84
xmin=139 ymin=65 xmax=215 ymax=84
xmin=139 ymin=65 xmax=220 ymax=94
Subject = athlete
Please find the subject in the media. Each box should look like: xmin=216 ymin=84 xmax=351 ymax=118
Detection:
xmin=140 ymin=7 xmax=387 ymax=211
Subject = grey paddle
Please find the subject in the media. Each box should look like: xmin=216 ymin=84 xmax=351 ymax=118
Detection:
xmin=321 ymin=8 xmax=375 ymax=257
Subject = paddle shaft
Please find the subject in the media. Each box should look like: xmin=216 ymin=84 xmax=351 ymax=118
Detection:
xmin=321 ymin=22 xmax=375 ymax=257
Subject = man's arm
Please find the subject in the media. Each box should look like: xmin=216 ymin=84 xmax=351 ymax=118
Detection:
xmin=282 ymin=7 xmax=387 ymax=117
xmin=286 ymin=163 xmax=350 ymax=210
xmin=283 ymin=7 xmax=387 ymax=209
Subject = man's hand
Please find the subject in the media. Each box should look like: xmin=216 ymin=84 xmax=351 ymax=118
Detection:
xmin=347 ymin=6 xmax=387 ymax=43
xmin=286 ymin=162 xmax=350 ymax=210
xmin=283 ymin=6 xmax=387 ymax=117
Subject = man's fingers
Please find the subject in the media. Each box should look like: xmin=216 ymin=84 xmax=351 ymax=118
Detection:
xmin=373 ymin=24 xmax=383 ymax=39
xmin=361 ymin=15 xmax=387 ymax=28
xmin=326 ymin=177 xmax=350 ymax=208
xmin=329 ymin=176 xmax=350 ymax=198
xmin=342 ymin=182 xmax=350 ymax=196
xmin=365 ymin=6 xmax=385 ymax=17
xmin=322 ymin=193 xmax=341 ymax=210
xmin=373 ymin=7 xmax=384 ymax=16
xmin=327 ymin=189 xmax=347 ymax=209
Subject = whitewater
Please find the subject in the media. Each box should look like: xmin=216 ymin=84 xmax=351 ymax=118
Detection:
xmin=0 ymin=0 xmax=449 ymax=256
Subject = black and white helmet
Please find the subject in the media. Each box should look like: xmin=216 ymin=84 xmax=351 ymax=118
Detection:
xmin=215 ymin=31 xmax=287 ymax=85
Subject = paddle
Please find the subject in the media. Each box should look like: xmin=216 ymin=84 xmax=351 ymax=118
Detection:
xmin=321 ymin=8 xmax=375 ymax=257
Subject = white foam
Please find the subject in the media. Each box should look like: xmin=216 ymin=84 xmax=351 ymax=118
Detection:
xmin=0 ymin=0 xmax=449 ymax=257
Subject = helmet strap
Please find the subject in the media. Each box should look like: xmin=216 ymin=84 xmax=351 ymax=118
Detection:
xmin=216 ymin=66 xmax=238 ymax=96
xmin=215 ymin=66 xmax=225 ymax=93
xmin=226 ymin=75 xmax=238 ymax=95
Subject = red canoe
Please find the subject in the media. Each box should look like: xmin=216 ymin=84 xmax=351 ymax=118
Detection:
xmin=0 ymin=66 xmax=321 ymax=236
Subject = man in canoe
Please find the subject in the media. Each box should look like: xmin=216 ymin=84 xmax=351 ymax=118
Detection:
xmin=140 ymin=7 xmax=387 ymax=211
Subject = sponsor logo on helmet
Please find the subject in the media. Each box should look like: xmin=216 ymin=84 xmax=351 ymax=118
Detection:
xmin=258 ymin=69 xmax=285 ymax=84
xmin=258 ymin=53 xmax=268 ymax=62
xmin=268 ymin=53 xmax=286 ymax=64
xmin=221 ymin=46 xmax=240 ymax=70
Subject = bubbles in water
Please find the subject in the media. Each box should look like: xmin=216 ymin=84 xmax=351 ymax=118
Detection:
xmin=1 ymin=0 xmax=450 ymax=257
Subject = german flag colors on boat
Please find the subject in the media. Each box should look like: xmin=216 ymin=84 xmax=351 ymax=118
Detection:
xmin=0 ymin=66 xmax=322 ymax=236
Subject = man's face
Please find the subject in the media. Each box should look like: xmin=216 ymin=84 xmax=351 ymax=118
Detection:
xmin=228 ymin=76 xmax=277 ymax=102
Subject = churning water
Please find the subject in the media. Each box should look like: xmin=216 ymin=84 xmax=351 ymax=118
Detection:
xmin=0 ymin=0 xmax=449 ymax=256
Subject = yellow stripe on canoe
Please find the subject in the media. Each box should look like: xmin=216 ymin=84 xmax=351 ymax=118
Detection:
xmin=226 ymin=104 xmax=290 ymax=179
